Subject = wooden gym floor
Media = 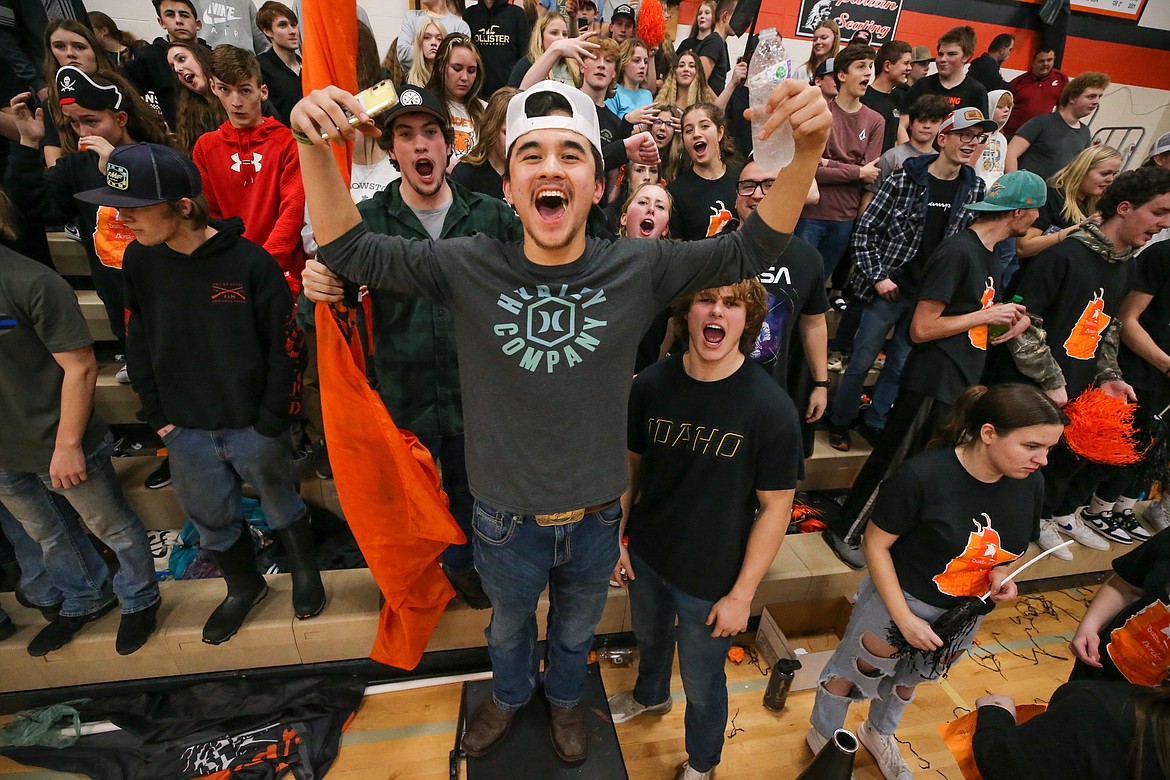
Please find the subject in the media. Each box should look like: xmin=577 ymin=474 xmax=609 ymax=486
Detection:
xmin=0 ymin=586 xmax=1096 ymax=780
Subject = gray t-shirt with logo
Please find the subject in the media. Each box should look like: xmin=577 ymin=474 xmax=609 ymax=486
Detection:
xmin=0 ymin=248 xmax=107 ymax=472
xmin=320 ymin=211 xmax=790 ymax=515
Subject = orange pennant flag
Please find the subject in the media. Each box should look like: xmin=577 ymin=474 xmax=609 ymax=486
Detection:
xmin=317 ymin=302 xmax=465 ymax=670
xmin=300 ymin=0 xmax=357 ymax=184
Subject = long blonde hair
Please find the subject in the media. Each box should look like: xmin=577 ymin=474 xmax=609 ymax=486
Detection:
xmin=802 ymin=19 xmax=840 ymax=75
xmin=657 ymin=51 xmax=716 ymax=110
xmin=527 ymin=13 xmax=581 ymax=86
xmin=1049 ymin=144 xmax=1122 ymax=226
xmin=407 ymin=19 xmax=447 ymax=88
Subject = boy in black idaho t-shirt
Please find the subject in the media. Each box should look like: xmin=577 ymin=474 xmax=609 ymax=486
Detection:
xmin=609 ymin=279 xmax=801 ymax=779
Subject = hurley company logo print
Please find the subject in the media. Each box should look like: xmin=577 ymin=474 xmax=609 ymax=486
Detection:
xmin=494 ymin=284 xmax=608 ymax=373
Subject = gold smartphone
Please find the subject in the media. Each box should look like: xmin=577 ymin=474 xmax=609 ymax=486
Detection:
xmin=291 ymin=80 xmax=398 ymax=144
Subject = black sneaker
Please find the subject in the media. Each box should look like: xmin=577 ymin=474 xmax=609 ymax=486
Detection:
xmin=822 ymin=529 xmax=866 ymax=569
xmin=116 ymin=600 xmax=160 ymax=655
xmin=1113 ymin=508 xmax=1151 ymax=542
xmin=144 ymin=458 xmax=172 ymax=490
xmin=15 ymin=587 xmax=61 ymax=621
xmin=0 ymin=617 xmax=15 ymax=643
xmin=827 ymin=423 xmax=852 ymax=452
xmin=1080 ymin=509 xmax=1132 ymax=544
xmin=314 ymin=440 xmax=332 ymax=480
xmin=27 ymin=599 xmax=117 ymax=657
xmin=855 ymin=422 xmax=884 ymax=447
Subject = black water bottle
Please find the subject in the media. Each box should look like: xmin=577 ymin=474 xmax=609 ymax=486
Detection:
xmin=763 ymin=658 xmax=802 ymax=711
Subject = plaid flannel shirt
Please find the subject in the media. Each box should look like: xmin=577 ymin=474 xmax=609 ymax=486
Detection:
xmin=849 ymin=154 xmax=985 ymax=301
xmin=359 ymin=180 xmax=524 ymax=438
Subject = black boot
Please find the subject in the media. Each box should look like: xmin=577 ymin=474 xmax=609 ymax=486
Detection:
xmin=203 ymin=530 xmax=269 ymax=645
xmin=275 ymin=515 xmax=326 ymax=619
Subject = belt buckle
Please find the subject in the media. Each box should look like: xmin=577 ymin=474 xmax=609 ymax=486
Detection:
xmin=534 ymin=509 xmax=586 ymax=527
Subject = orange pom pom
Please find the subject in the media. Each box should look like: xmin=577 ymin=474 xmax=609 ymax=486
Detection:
xmin=1063 ymin=387 xmax=1144 ymax=465
xmin=727 ymin=646 xmax=745 ymax=664
xmin=638 ymin=0 xmax=665 ymax=49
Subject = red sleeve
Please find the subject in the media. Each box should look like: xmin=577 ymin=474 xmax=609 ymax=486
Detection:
xmin=192 ymin=135 xmax=222 ymax=219
xmin=262 ymin=134 xmax=307 ymax=283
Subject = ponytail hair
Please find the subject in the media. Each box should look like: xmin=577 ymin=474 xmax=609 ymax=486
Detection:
xmin=929 ymin=384 xmax=1066 ymax=449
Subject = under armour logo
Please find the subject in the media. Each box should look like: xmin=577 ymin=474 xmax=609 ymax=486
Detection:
xmin=60 ymin=76 xmax=76 ymax=92
xmin=230 ymin=152 xmax=263 ymax=172
xmin=400 ymin=89 xmax=423 ymax=106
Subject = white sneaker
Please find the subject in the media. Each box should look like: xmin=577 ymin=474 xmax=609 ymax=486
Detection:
xmin=857 ymin=721 xmax=913 ymax=780
xmin=1056 ymin=513 xmax=1111 ymax=551
xmin=1144 ymin=501 xmax=1170 ymax=533
xmin=675 ymin=761 xmax=713 ymax=780
xmin=806 ymin=726 xmax=830 ymax=754
xmin=1037 ymin=518 xmax=1074 ymax=560
xmin=115 ymin=364 xmax=131 ymax=384
xmin=828 ymin=351 xmax=847 ymax=373
xmin=607 ymin=690 xmax=671 ymax=725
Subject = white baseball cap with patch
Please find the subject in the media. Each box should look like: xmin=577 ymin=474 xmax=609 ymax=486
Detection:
xmin=505 ymin=80 xmax=603 ymax=160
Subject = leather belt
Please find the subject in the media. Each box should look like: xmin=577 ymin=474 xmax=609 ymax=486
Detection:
xmin=534 ymin=500 xmax=616 ymax=527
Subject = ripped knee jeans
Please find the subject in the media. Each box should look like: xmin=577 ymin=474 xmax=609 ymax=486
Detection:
xmin=810 ymin=576 xmax=984 ymax=737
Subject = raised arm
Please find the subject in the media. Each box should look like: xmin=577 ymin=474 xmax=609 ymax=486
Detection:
xmin=289 ymin=87 xmax=367 ymax=246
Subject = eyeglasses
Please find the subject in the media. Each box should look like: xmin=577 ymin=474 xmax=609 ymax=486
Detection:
xmin=651 ymin=118 xmax=672 ymax=126
xmin=955 ymin=131 xmax=990 ymax=144
xmin=736 ymin=178 xmax=775 ymax=196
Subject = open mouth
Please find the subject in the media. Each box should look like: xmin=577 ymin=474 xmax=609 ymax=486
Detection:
xmin=692 ymin=140 xmax=708 ymax=157
xmin=638 ymin=217 xmax=656 ymax=237
xmin=702 ymin=324 xmax=725 ymax=347
xmin=182 ymin=71 xmax=196 ymax=84
xmin=535 ymin=188 xmax=568 ymax=222
xmin=415 ymin=158 xmax=435 ymax=181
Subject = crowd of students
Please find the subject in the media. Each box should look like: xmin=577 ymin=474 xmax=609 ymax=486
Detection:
xmin=0 ymin=2 xmax=1169 ymax=779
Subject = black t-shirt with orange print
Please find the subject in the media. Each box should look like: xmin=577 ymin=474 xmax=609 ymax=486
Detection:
xmin=901 ymin=229 xmax=999 ymax=405
xmin=872 ymin=447 xmax=1044 ymax=609
xmin=667 ymin=164 xmax=742 ymax=241
xmin=1011 ymin=237 xmax=1135 ymax=398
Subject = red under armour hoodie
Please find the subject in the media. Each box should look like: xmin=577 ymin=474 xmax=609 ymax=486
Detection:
xmin=193 ymin=116 xmax=307 ymax=291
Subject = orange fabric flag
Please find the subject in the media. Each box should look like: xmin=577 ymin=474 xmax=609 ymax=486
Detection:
xmin=316 ymin=302 xmax=465 ymax=670
xmin=300 ymin=0 xmax=357 ymax=183
xmin=938 ymin=704 xmax=1046 ymax=780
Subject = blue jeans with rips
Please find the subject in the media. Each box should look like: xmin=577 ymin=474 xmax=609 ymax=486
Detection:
xmin=628 ymin=551 xmax=732 ymax=773
xmin=164 ymin=426 xmax=307 ymax=552
xmin=828 ymin=294 xmax=915 ymax=431
xmin=0 ymin=434 xmax=157 ymax=616
xmin=472 ymin=499 xmax=622 ymax=711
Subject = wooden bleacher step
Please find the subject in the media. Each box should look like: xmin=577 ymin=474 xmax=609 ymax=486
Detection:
xmin=76 ymin=289 xmax=116 ymax=342
xmin=48 ymin=232 xmax=90 ymax=277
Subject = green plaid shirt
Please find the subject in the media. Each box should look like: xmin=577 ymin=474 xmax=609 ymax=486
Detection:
xmin=360 ymin=180 xmax=523 ymax=438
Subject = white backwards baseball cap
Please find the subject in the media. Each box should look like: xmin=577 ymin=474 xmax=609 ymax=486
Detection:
xmin=505 ymin=80 xmax=603 ymax=160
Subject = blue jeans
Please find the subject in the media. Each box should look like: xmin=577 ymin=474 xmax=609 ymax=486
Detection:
xmin=420 ymin=435 xmax=474 ymax=573
xmin=828 ymin=294 xmax=914 ymax=430
xmin=628 ymin=551 xmax=732 ymax=773
xmin=165 ymin=426 xmax=307 ymax=552
xmin=795 ymin=218 xmax=855 ymax=279
xmin=0 ymin=497 xmax=95 ymax=610
xmin=0 ymin=434 xmax=157 ymax=616
xmin=472 ymin=499 xmax=622 ymax=710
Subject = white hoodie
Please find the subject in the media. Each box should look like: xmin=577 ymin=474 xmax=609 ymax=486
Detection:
xmin=978 ymin=89 xmax=1012 ymax=189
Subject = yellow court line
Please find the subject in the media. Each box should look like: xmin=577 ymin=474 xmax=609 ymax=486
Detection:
xmin=937 ymin=677 xmax=967 ymax=709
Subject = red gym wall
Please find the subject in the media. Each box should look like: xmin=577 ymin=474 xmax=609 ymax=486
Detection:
xmin=675 ymin=0 xmax=1170 ymax=92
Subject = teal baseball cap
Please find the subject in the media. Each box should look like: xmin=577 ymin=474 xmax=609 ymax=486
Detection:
xmin=966 ymin=170 xmax=1048 ymax=212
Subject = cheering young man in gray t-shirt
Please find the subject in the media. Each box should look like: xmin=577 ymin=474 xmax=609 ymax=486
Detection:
xmin=291 ymin=78 xmax=830 ymax=765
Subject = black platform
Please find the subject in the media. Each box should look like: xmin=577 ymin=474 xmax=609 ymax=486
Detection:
xmin=452 ymin=663 xmax=629 ymax=779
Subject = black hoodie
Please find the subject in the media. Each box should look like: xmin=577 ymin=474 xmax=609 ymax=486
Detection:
xmin=123 ymin=218 xmax=304 ymax=436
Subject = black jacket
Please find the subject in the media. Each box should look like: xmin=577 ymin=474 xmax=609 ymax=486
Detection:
xmin=123 ymin=218 xmax=304 ymax=435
